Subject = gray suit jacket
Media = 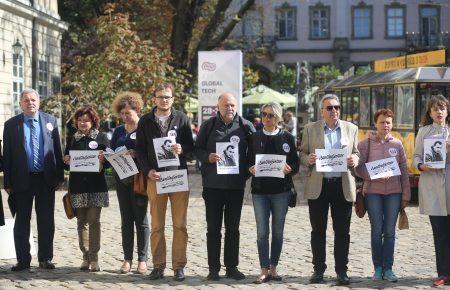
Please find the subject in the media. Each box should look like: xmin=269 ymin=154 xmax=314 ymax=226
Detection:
xmin=300 ymin=120 xmax=360 ymax=202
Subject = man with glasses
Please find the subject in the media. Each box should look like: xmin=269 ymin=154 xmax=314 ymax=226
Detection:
xmin=300 ymin=94 xmax=360 ymax=285
xmin=136 ymin=83 xmax=194 ymax=281
xmin=194 ymin=93 xmax=255 ymax=281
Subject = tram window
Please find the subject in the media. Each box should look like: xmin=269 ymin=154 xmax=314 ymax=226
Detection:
xmin=341 ymin=90 xmax=352 ymax=122
xmin=351 ymin=89 xmax=359 ymax=125
xmin=394 ymin=84 xmax=414 ymax=129
xmin=371 ymin=86 xmax=394 ymax=126
xmin=359 ymin=87 xmax=370 ymax=127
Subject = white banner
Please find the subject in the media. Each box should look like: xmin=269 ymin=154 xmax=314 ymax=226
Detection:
xmin=70 ymin=150 xmax=100 ymax=172
xmin=365 ymin=157 xmax=401 ymax=180
xmin=315 ymin=149 xmax=348 ymax=172
xmin=0 ymin=219 xmax=36 ymax=260
xmin=255 ymin=154 xmax=286 ymax=178
xmin=198 ymin=50 xmax=243 ymax=126
xmin=156 ymin=169 xmax=189 ymax=194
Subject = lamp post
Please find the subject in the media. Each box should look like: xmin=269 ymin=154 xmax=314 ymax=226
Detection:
xmin=12 ymin=39 xmax=22 ymax=55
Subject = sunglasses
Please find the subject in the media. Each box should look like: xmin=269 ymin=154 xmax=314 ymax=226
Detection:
xmin=262 ymin=112 xmax=275 ymax=119
xmin=325 ymin=105 xmax=341 ymax=111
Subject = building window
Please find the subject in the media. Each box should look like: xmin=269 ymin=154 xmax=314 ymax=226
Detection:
xmin=420 ymin=5 xmax=440 ymax=47
xmin=310 ymin=5 xmax=330 ymax=39
xmin=275 ymin=5 xmax=296 ymax=40
xmin=386 ymin=5 xmax=405 ymax=38
xmin=12 ymin=51 xmax=24 ymax=115
xmin=38 ymin=58 xmax=48 ymax=98
xmin=352 ymin=4 xmax=373 ymax=39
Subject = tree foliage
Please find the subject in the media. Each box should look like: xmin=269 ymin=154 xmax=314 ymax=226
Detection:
xmin=312 ymin=65 xmax=341 ymax=87
xmin=42 ymin=5 xmax=191 ymax=125
xmin=243 ymin=66 xmax=259 ymax=94
xmin=271 ymin=65 xmax=296 ymax=94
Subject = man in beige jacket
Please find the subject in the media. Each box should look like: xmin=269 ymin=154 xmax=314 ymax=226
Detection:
xmin=300 ymin=94 xmax=359 ymax=285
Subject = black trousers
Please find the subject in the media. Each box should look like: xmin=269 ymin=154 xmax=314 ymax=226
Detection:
xmin=308 ymin=178 xmax=353 ymax=274
xmin=203 ymin=187 xmax=244 ymax=272
xmin=115 ymin=175 xmax=149 ymax=262
xmin=429 ymin=215 xmax=450 ymax=277
xmin=14 ymin=173 xmax=55 ymax=265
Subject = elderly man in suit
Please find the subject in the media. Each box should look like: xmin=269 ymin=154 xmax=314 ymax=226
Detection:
xmin=300 ymin=94 xmax=359 ymax=285
xmin=3 ymin=88 xmax=64 ymax=271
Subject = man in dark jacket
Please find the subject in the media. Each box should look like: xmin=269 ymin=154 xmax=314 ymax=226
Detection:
xmin=3 ymin=88 xmax=64 ymax=271
xmin=194 ymin=93 xmax=255 ymax=280
xmin=136 ymin=83 xmax=193 ymax=281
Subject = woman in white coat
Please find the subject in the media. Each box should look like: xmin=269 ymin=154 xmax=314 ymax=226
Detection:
xmin=413 ymin=95 xmax=450 ymax=287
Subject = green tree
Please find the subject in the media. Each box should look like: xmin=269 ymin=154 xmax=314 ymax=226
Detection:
xmin=313 ymin=65 xmax=341 ymax=86
xmin=42 ymin=6 xmax=191 ymax=132
xmin=271 ymin=65 xmax=296 ymax=94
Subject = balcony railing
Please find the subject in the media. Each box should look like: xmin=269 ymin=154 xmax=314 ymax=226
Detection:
xmin=405 ymin=31 xmax=449 ymax=52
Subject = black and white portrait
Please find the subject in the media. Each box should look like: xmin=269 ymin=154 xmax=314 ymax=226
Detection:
xmin=153 ymin=136 xmax=180 ymax=168
xmin=424 ymin=138 xmax=446 ymax=168
xmin=216 ymin=142 xmax=239 ymax=174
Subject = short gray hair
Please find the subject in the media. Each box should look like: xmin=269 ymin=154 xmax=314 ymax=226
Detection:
xmin=20 ymin=88 xmax=40 ymax=100
xmin=320 ymin=94 xmax=339 ymax=108
xmin=261 ymin=102 xmax=283 ymax=122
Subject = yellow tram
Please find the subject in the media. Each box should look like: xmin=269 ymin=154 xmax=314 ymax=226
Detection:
xmin=313 ymin=66 xmax=450 ymax=201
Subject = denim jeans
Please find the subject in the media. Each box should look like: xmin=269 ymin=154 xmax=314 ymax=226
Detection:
xmin=252 ymin=191 xmax=290 ymax=269
xmin=365 ymin=193 xmax=401 ymax=270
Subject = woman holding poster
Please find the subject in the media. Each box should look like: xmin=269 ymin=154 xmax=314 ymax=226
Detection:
xmin=111 ymin=92 xmax=149 ymax=274
xmin=413 ymin=95 xmax=450 ymax=287
xmin=355 ymin=109 xmax=410 ymax=282
xmin=63 ymin=106 xmax=109 ymax=272
xmin=248 ymin=102 xmax=299 ymax=283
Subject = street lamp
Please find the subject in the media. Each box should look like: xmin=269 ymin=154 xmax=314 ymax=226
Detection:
xmin=12 ymin=39 xmax=22 ymax=55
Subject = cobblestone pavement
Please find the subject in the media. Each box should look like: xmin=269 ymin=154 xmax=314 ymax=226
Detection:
xmin=0 ymin=168 xmax=445 ymax=289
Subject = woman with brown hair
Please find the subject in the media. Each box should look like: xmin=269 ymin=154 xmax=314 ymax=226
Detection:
xmin=111 ymin=92 xmax=149 ymax=274
xmin=413 ymin=95 xmax=450 ymax=286
xmin=64 ymin=106 xmax=109 ymax=272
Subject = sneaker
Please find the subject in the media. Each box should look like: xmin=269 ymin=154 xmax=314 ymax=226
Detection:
xmin=372 ymin=267 xmax=382 ymax=281
xmin=383 ymin=269 xmax=398 ymax=282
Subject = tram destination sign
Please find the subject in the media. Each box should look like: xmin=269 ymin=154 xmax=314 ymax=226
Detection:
xmin=374 ymin=49 xmax=446 ymax=72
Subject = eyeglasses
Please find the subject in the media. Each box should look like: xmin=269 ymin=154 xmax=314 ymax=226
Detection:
xmin=262 ymin=112 xmax=275 ymax=119
xmin=325 ymin=105 xmax=340 ymax=111
xmin=154 ymin=96 xmax=173 ymax=100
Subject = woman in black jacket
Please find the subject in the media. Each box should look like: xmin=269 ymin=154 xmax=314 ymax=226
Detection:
xmin=248 ymin=102 xmax=299 ymax=283
xmin=64 ymin=106 xmax=109 ymax=272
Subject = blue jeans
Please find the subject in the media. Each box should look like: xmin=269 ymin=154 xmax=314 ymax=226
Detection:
xmin=365 ymin=193 xmax=401 ymax=270
xmin=252 ymin=191 xmax=290 ymax=269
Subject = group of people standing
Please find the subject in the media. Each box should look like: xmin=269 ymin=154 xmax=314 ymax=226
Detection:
xmin=1 ymin=85 xmax=449 ymax=287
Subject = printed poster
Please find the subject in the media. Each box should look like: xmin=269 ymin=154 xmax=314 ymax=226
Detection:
xmin=216 ymin=142 xmax=239 ymax=174
xmin=365 ymin=157 xmax=401 ymax=180
xmin=153 ymin=136 xmax=180 ymax=168
xmin=424 ymin=137 xmax=446 ymax=169
xmin=156 ymin=169 xmax=189 ymax=194
xmin=70 ymin=150 xmax=100 ymax=172
xmin=104 ymin=147 xmax=139 ymax=180
xmin=315 ymin=149 xmax=348 ymax=172
xmin=255 ymin=154 xmax=286 ymax=178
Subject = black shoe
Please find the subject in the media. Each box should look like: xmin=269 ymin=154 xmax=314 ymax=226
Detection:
xmin=225 ymin=267 xmax=245 ymax=280
xmin=148 ymin=268 xmax=164 ymax=280
xmin=174 ymin=268 xmax=185 ymax=281
xmin=309 ymin=271 xmax=324 ymax=284
xmin=336 ymin=272 xmax=350 ymax=285
xmin=38 ymin=260 xmax=55 ymax=269
xmin=206 ymin=270 xmax=220 ymax=281
xmin=11 ymin=263 xmax=30 ymax=272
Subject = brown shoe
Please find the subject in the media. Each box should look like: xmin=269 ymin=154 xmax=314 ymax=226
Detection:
xmin=120 ymin=260 xmax=132 ymax=274
xmin=137 ymin=261 xmax=147 ymax=274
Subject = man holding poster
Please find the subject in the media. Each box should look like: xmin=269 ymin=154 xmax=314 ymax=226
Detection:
xmin=135 ymin=83 xmax=194 ymax=281
xmin=300 ymin=94 xmax=359 ymax=285
xmin=194 ymin=93 xmax=255 ymax=281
